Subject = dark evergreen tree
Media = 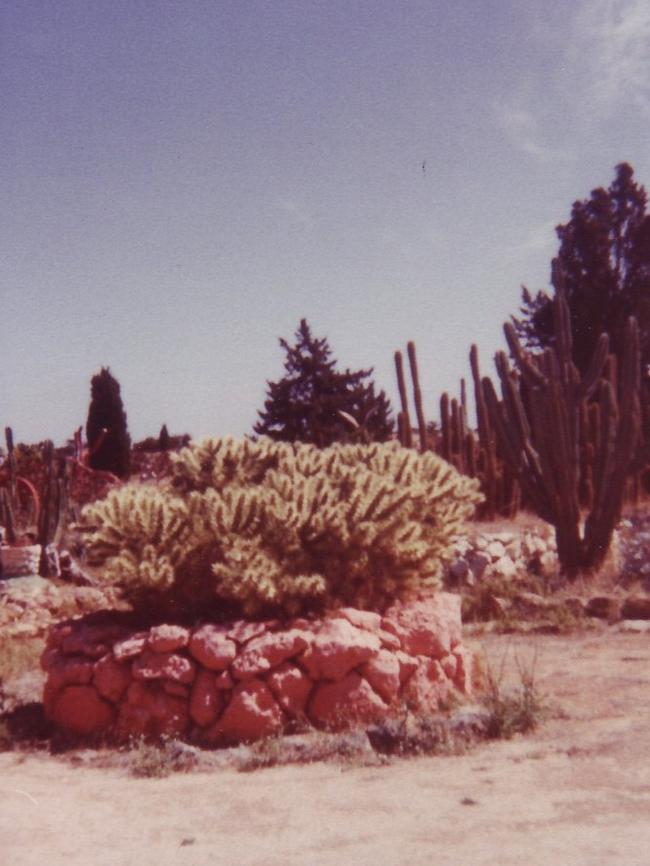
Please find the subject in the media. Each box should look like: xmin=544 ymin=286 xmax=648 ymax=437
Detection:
xmin=513 ymin=163 xmax=650 ymax=373
xmin=254 ymin=319 xmax=393 ymax=446
xmin=85 ymin=367 xmax=131 ymax=478
xmin=158 ymin=424 xmax=171 ymax=451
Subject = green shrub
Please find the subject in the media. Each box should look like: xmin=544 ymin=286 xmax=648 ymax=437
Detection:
xmin=78 ymin=438 xmax=482 ymax=619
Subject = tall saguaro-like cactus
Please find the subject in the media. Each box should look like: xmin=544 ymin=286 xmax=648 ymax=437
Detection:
xmin=482 ymin=261 xmax=641 ymax=575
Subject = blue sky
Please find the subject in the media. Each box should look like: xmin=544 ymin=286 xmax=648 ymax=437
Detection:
xmin=3 ymin=1 xmax=650 ymax=445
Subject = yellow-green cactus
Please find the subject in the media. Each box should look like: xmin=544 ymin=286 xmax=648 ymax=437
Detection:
xmin=78 ymin=438 xmax=482 ymax=619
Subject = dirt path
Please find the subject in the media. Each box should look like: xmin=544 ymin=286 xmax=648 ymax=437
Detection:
xmin=2 ymin=629 xmax=650 ymax=866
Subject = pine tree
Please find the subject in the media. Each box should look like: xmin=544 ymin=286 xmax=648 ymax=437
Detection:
xmin=254 ymin=319 xmax=393 ymax=446
xmin=85 ymin=367 xmax=132 ymax=478
xmin=513 ymin=163 xmax=650 ymax=373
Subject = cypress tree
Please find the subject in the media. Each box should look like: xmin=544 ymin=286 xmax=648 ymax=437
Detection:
xmin=85 ymin=367 xmax=132 ymax=478
xmin=158 ymin=424 xmax=171 ymax=451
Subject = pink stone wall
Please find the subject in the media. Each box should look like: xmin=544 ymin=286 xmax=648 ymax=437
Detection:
xmin=41 ymin=593 xmax=478 ymax=745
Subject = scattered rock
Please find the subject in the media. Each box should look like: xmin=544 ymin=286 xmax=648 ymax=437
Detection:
xmin=585 ymin=597 xmax=621 ymax=622
xmin=449 ymin=559 xmax=470 ymax=584
xmin=467 ymin=552 xmax=490 ymax=581
xmin=513 ymin=592 xmax=548 ymax=615
xmin=621 ymin=597 xmax=650 ymax=620
xmin=491 ymin=556 xmax=518 ymax=580
xmin=618 ymin=620 xmax=650 ymax=633
xmin=486 ymin=541 xmax=506 ymax=560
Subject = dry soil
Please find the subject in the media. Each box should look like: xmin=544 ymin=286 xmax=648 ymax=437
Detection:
xmin=2 ymin=627 xmax=650 ymax=866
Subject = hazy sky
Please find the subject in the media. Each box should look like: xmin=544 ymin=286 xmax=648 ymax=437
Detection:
xmin=3 ymin=0 xmax=650 ymax=446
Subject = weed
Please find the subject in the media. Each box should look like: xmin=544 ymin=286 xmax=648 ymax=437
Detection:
xmin=236 ymin=736 xmax=286 ymax=772
xmin=126 ymin=736 xmax=198 ymax=778
xmin=235 ymin=728 xmax=380 ymax=772
xmin=480 ymin=645 xmax=547 ymax=739
xmin=366 ymin=708 xmax=475 ymax=758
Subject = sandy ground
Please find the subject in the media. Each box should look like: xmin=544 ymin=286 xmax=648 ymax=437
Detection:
xmin=2 ymin=628 xmax=650 ymax=866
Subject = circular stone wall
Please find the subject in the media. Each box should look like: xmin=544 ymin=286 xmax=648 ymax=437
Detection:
xmin=41 ymin=593 xmax=478 ymax=745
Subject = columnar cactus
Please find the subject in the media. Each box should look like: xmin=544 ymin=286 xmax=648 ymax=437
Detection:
xmin=394 ymin=350 xmax=413 ymax=449
xmin=482 ymin=260 xmax=640 ymax=575
xmin=406 ymin=341 xmax=428 ymax=452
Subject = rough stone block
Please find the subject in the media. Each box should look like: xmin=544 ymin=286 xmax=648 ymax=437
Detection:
xmin=50 ymin=685 xmax=115 ymax=736
xmin=189 ymin=670 xmax=223 ymax=728
xmin=207 ymin=679 xmax=284 ymax=743
xmin=147 ymin=624 xmax=190 ymax=653
xmin=132 ymin=650 xmax=196 ymax=684
xmin=231 ymin=629 xmax=310 ymax=680
xmin=299 ymin=619 xmax=380 ymax=681
xmin=188 ymin=625 xmax=237 ymax=670
xmin=308 ymin=674 xmax=388 ymax=730
xmin=266 ymin=662 xmax=313 ymax=718
xmin=94 ymin=654 xmax=132 ymax=703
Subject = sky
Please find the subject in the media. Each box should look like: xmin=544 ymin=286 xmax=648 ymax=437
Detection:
xmin=3 ymin=0 xmax=650 ymax=446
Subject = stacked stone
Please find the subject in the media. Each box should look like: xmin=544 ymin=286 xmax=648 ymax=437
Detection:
xmin=447 ymin=528 xmax=558 ymax=586
xmin=41 ymin=593 xmax=477 ymax=744
xmin=618 ymin=515 xmax=650 ymax=584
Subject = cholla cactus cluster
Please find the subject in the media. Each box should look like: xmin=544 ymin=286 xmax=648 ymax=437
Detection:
xmin=79 ymin=437 xmax=482 ymax=619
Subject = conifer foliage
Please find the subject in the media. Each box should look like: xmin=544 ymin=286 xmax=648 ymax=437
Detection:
xmin=513 ymin=163 xmax=650 ymax=373
xmin=254 ymin=319 xmax=393 ymax=446
xmin=85 ymin=367 xmax=132 ymax=478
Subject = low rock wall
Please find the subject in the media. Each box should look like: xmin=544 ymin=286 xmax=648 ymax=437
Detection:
xmin=41 ymin=593 xmax=477 ymax=745
xmin=447 ymin=528 xmax=559 ymax=584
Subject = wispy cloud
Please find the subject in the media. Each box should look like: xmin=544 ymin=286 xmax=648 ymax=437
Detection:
xmin=496 ymin=0 xmax=650 ymax=161
xmin=494 ymin=99 xmax=571 ymax=164
xmin=572 ymin=0 xmax=650 ymax=114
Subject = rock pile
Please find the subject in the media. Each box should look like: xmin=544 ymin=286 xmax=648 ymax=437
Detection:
xmin=41 ymin=593 xmax=478 ymax=744
xmin=0 ymin=576 xmax=121 ymax=640
xmin=618 ymin=514 xmax=650 ymax=587
xmin=446 ymin=526 xmax=559 ymax=586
